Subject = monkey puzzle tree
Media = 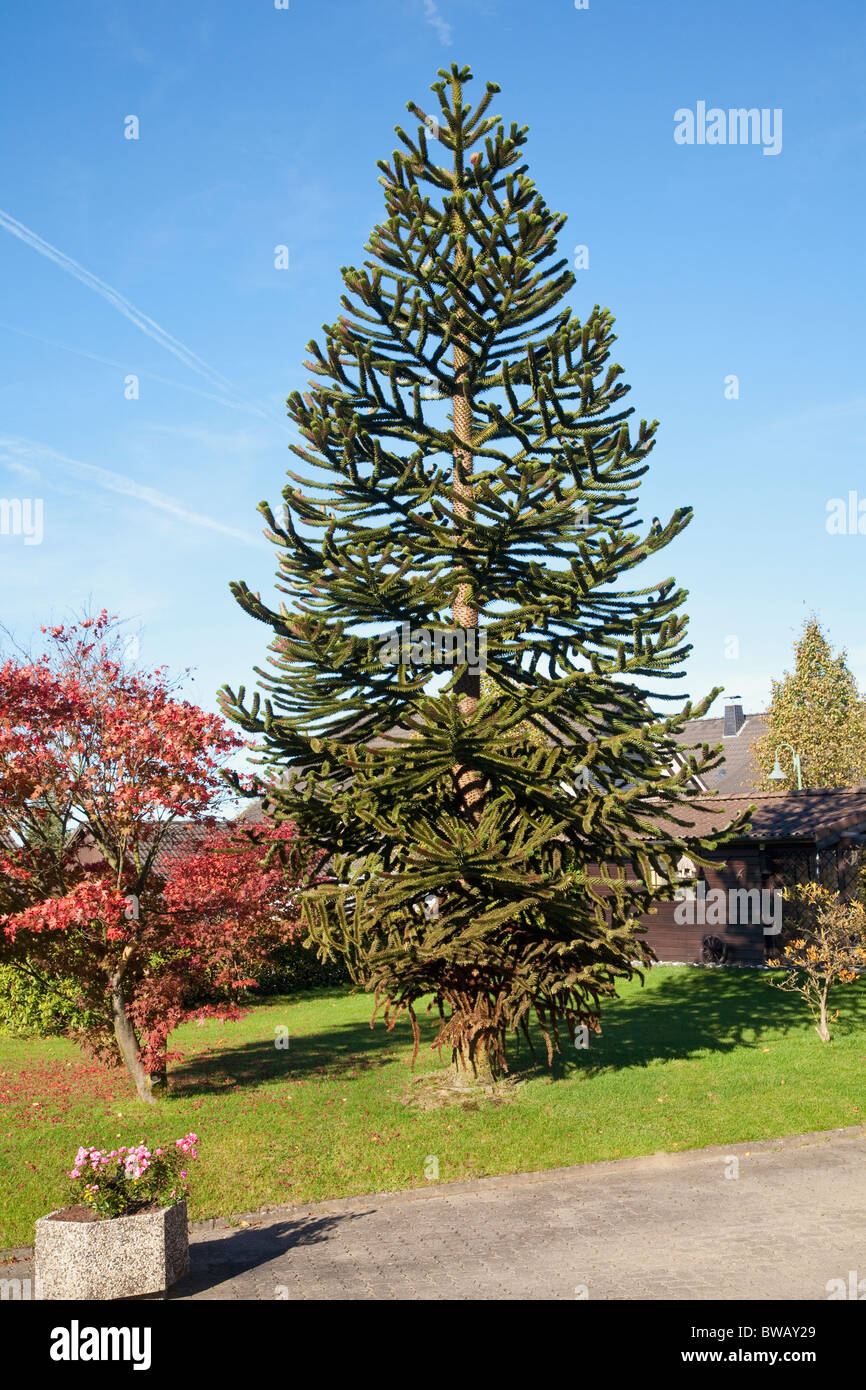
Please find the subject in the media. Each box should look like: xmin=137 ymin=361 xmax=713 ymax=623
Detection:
xmin=221 ymin=64 xmax=742 ymax=1083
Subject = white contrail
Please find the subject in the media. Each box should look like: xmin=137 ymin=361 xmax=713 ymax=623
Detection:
xmin=422 ymin=0 xmax=453 ymax=46
xmin=0 ymin=209 xmax=286 ymax=429
xmin=0 ymin=319 xmax=282 ymax=422
xmin=0 ymin=436 xmax=266 ymax=548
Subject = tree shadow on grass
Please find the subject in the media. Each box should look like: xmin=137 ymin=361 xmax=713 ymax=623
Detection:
xmin=167 ymin=971 xmax=866 ymax=1099
xmin=167 ymin=1006 xmax=437 ymax=1099
xmin=535 ymin=969 xmax=866 ymax=1082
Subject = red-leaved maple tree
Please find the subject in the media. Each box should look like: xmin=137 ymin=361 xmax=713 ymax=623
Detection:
xmin=0 ymin=613 xmax=307 ymax=1102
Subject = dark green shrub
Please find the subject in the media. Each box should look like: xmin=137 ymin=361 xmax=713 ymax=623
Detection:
xmin=250 ymin=939 xmax=351 ymax=994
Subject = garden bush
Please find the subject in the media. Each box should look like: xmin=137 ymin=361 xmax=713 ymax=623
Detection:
xmin=0 ymin=964 xmax=98 ymax=1038
xmin=249 ymin=938 xmax=351 ymax=995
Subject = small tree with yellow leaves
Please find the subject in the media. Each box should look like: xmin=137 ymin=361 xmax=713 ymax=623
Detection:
xmin=769 ymin=882 xmax=866 ymax=1041
xmin=751 ymin=618 xmax=866 ymax=790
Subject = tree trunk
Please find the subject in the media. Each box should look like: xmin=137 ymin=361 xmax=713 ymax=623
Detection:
xmin=451 ymin=1033 xmax=496 ymax=1088
xmin=817 ymin=990 xmax=831 ymax=1042
xmin=446 ymin=987 xmax=502 ymax=1087
xmin=110 ymin=974 xmax=157 ymax=1104
xmin=450 ymin=241 xmax=484 ymax=817
xmin=446 ymin=132 xmax=488 ymax=1082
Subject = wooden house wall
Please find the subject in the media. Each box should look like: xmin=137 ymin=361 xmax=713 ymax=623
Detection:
xmin=640 ymin=843 xmax=769 ymax=967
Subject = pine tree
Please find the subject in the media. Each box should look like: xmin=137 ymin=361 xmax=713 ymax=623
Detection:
xmin=751 ymin=617 xmax=866 ymax=789
xmin=220 ymin=64 xmax=742 ymax=1083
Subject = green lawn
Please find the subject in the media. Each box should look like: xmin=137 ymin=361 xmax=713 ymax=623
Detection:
xmin=2 ymin=966 xmax=865 ymax=1249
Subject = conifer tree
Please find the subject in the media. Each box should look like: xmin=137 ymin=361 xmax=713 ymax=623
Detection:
xmin=220 ymin=64 xmax=741 ymax=1082
xmin=752 ymin=617 xmax=866 ymax=789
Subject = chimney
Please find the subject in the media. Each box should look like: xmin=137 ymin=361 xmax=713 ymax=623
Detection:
xmin=723 ymin=696 xmax=745 ymax=737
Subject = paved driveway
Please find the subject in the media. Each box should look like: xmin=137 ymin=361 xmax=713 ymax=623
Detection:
xmin=167 ymin=1125 xmax=866 ymax=1299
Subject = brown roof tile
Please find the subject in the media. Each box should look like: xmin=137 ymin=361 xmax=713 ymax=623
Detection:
xmin=660 ymin=789 xmax=866 ymax=842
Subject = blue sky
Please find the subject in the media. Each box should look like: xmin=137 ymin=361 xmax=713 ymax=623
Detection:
xmin=1 ymin=0 xmax=864 ymax=741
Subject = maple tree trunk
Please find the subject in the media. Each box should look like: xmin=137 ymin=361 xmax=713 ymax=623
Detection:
xmin=110 ymin=973 xmax=157 ymax=1104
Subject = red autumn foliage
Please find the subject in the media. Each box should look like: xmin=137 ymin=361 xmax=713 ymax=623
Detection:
xmin=131 ymin=819 xmax=312 ymax=1074
xmin=0 ymin=612 xmax=311 ymax=1102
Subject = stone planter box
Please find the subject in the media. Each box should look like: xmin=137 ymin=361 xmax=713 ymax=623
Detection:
xmin=35 ymin=1200 xmax=189 ymax=1300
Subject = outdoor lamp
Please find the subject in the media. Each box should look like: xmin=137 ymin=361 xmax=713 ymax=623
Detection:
xmin=768 ymin=744 xmax=803 ymax=790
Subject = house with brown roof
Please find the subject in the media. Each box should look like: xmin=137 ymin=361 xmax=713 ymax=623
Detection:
xmin=640 ymin=788 xmax=866 ymax=966
xmin=672 ymin=695 xmax=768 ymax=795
